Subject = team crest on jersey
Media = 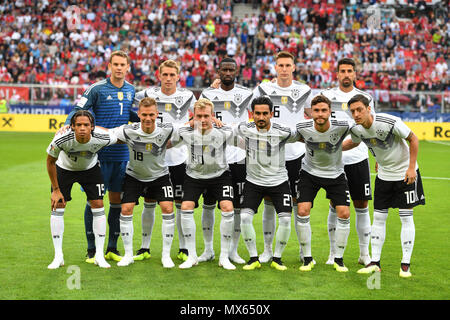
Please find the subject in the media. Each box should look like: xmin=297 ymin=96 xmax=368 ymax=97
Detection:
xmin=234 ymin=94 xmax=242 ymax=104
xmin=156 ymin=134 xmax=165 ymax=144
xmin=118 ymin=92 xmax=124 ymax=101
xmin=203 ymin=145 xmax=210 ymax=153
xmin=175 ymin=96 xmax=184 ymax=106
xmin=291 ymin=89 xmax=300 ymax=99
xmin=165 ymin=103 xmax=172 ymax=111
xmin=224 ymin=101 xmax=231 ymax=110
xmin=341 ymin=103 xmax=348 ymax=111
xmin=329 ymin=133 xmax=340 ymax=144
xmin=145 ymin=143 xmax=153 ymax=151
xmin=376 ymin=129 xmax=388 ymax=140
xmin=281 ymin=96 xmax=288 ymax=104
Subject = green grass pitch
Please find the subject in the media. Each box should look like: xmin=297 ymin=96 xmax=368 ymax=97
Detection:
xmin=0 ymin=132 xmax=449 ymax=301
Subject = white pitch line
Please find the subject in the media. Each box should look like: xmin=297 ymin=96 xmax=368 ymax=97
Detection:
xmin=425 ymin=140 xmax=450 ymax=146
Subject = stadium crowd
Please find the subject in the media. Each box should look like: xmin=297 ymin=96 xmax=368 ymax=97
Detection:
xmin=0 ymin=0 xmax=448 ymax=94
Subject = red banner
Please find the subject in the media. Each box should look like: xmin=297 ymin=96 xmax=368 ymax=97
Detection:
xmin=0 ymin=86 xmax=30 ymax=102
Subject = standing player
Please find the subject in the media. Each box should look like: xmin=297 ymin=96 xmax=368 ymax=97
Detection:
xmin=198 ymin=58 xmax=253 ymax=265
xmin=345 ymin=94 xmax=424 ymax=278
xmin=320 ymin=58 xmax=374 ymax=266
xmin=65 ymin=51 xmax=138 ymax=263
xmin=235 ymin=96 xmax=299 ymax=271
xmin=252 ymin=51 xmax=312 ymax=263
xmin=170 ymin=98 xmax=237 ymax=270
xmin=134 ymin=60 xmax=197 ymax=262
xmin=295 ymin=95 xmax=353 ymax=273
xmin=112 ymin=98 xmax=176 ymax=268
xmin=47 ymin=110 xmax=117 ymax=269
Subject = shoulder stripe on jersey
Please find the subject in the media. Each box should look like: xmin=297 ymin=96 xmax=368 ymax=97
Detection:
xmin=376 ymin=116 xmax=396 ymax=125
xmin=272 ymin=123 xmax=291 ymax=132
xmin=331 ymin=120 xmax=350 ymax=126
xmin=54 ymin=132 xmax=75 ymax=146
xmin=296 ymin=122 xmax=313 ymax=129
xmin=354 ymin=88 xmax=373 ymax=101
xmin=84 ymin=79 xmax=107 ymax=96
xmin=92 ymin=133 xmax=111 ymax=141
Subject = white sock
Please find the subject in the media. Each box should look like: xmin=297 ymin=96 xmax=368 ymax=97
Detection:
xmin=371 ymin=209 xmax=388 ymax=262
xmin=162 ymin=213 xmax=175 ymax=257
xmin=92 ymin=207 xmax=107 ymax=258
xmin=355 ymin=207 xmax=371 ymax=257
xmin=240 ymin=209 xmax=258 ymax=257
xmin=119 ymin=214 xmax=134 ymax=257
xmin=399 ymin=210 xmax=415 ymax=264
xmin=274 ymin=212 xmax=291 ymax=258
xmin=181 ymin=210 xmax=197 ymax=258
xmin=141 ymin=202 xmax=156 ymax=249
xmin=230 ymin=208 xmax=241 ymax=255
xmin=50 ymin=208 xmax=65 ymax=258
xmin=202 ymin=204 xmax=216 ymax=253
xmin=262 ymin=200 xmax=276 ymax=253
xmin=220 ymin=211 xmax=234 ymax=258
xmin=175 ymin=203 xmax=186 ymax=250
xmin=335 ymin=217 xmax=351 ymax=259
xmin=296 ymin=215 xmax=311 ymax=257
xmin=327 ymin=205 xmax=337 ymax=255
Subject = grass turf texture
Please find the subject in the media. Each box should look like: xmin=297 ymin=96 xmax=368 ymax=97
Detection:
xmin=0 ymin=132 xmax=449 ymax=300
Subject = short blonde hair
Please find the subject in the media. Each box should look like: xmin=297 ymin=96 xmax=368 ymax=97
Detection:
xmin=275 ymin=51 xmax=295 ymax=63
xmin=159 ymin=59 xmax=180 ymax=74
xmin=194 ymin=98 xmax=214 ymax=114
xmin=109 ymin=50 xmax=131 ymax=64
xmin=138 ymin=97 xmax=157 ymax=110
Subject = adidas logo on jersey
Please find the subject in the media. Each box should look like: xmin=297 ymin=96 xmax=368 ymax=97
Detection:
xmin=107 ymin=95 xmax=113 ymax=100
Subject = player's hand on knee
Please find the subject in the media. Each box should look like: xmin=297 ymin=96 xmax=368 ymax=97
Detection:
xmin=51 ymin=189 xmax=65 ymax=210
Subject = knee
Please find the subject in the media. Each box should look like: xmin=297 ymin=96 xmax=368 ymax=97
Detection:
xmin=297 ymin=205 xmax=310 ymax=217
xmin=89 ymin=199 xmax=103 ymax=209
xmin=336 ymin=207 xmax=350 ymax=219
xmin=121 ymin=204 xmax=134 ymax=216
xmin=219 ymin=201 xmax=233 ymax=213
xmin=160 ymin=202 xmax=174 ymax=214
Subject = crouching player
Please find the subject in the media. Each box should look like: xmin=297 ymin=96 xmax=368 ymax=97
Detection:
xmin=46 ymin=110 xmax=117 ymax=269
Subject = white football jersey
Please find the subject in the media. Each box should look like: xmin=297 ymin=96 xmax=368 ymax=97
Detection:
xmin=296 ymin=119 xmax=351 ymax=179
xmin=113 ymin=122 xmax=173 ymax=182
xmin=350 ymin=113 xmax=417 ymax=181
xmin=171 ymin=125 xmax=234 ymax=180
xmin=200 ymin=84 xmax=253 ymax=164
xmin=47 ymin=127 xmax=117 ymax=171
xmin=234 ymin=121 xmax=299 ymax=187
xmin=134 ymin=86 xmax=197 ymax=166
xmin=253 ymin=80 xmax=312 ymax=161
xmin=320 ymin=87 xmax=375 ymax=165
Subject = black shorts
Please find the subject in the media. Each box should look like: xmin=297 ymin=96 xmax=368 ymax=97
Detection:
xmin=344 ymin=158 xmax=372 ymax=201
xmin=169 ymin=163 xmax=186 ymax=201
xmin=55 ymin=163 xmax=105 ymax=202
xmin=374 ymin=169 xmax=425 ymax=210
xmin=297 ymin=170 xmax=351 ymax=207
xmin=122 ymin=174 xmax=174 ymax=204
xmin=182 ymin=171 xmax=234 ymax=204
xmin=286 ymin=155 xmax=303 ymax=199
xmin=203 ymin=162 xmax=246 ymax=208
xmin=241 ymin=180 xmax=293 ymax=214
